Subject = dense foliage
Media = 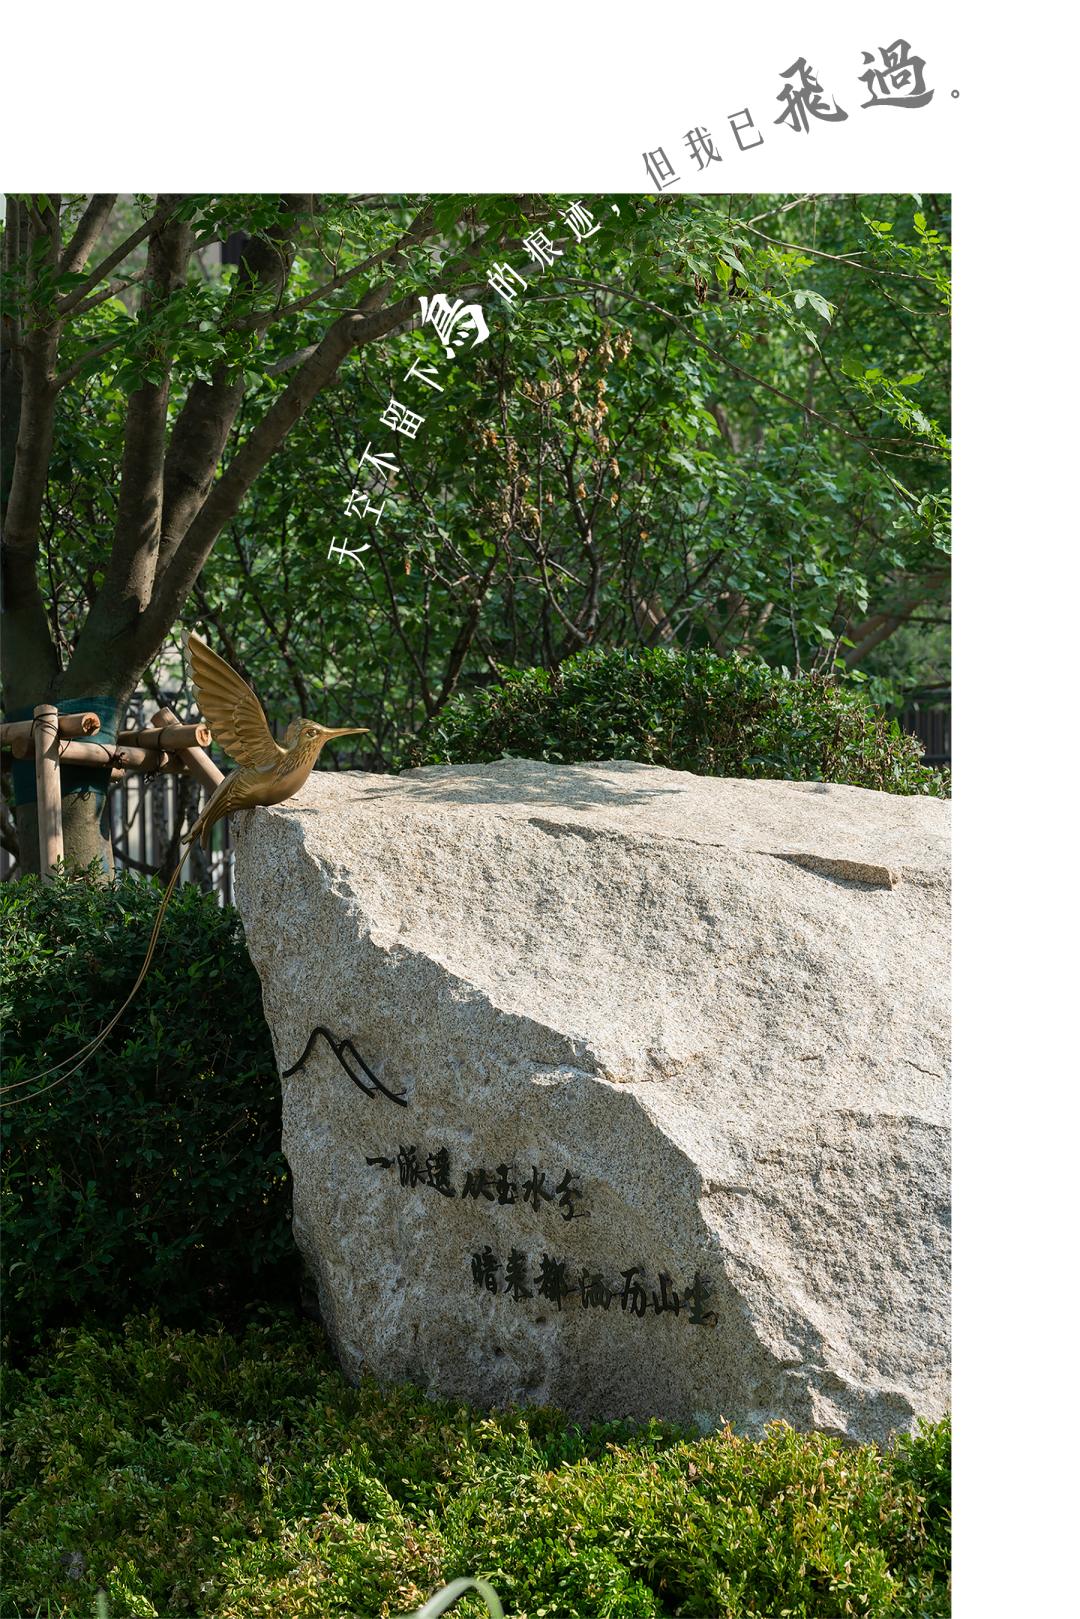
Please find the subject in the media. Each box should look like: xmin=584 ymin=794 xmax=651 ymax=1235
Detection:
xmin=3 ymin=196 xmax=949 ymax=813
xmin=188 ymin=194 xmax=951 ymax=768
xmin=404 ymin=647 xmax=950 ymax=798
xmin=0 ymin=1313 xmax=951 ymax=1618
xmin=0 ymin=869 xmax=297 ymax=1347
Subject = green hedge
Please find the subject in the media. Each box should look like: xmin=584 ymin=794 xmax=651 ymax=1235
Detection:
xmin=402 ymin=648 xmax=950 ymax=798
xmin=0 ymin=869 xmax=298 ymax=1349
xmin=0 ymin=1313 xmax=951 ymax=1618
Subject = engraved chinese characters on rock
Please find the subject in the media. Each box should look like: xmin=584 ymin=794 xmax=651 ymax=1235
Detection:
xmin=365 ymin=1147 xmax=588 ymax=1218
xmin=535 ymin=1254 xmax=574 ymax=1310
xmin=363 ymin=1141 xmax=715 ymax=1329
xmin=471 ymin=1245 xmax=499 ymax=1293
xmin=469 ymin=1250 xmax=718 ymax=1327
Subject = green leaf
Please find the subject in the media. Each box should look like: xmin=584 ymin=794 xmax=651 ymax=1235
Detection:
xmin=802 ymin=290 xmax=833 ymax=322
xmin=51 ymin=271 xmax=91 ymax=292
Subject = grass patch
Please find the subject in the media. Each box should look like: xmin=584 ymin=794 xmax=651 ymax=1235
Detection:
xmin=1 ymin=1314 xmax=949 ymax=1618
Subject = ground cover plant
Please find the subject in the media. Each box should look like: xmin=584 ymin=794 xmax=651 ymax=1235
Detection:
xmin=0 ymin=1313 xmax=950 ymax=1619
xmin=0 ymin=868 xmax=297 ymax=1350
xmin=404 ymin=647 xmax=950 ymax=799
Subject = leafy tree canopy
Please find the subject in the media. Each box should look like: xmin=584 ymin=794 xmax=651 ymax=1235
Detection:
xmin=1 ymin=192 xmax=950 ymax=865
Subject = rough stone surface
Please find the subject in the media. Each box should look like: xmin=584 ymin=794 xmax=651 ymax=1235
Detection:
xmin=233 ymin=760 xmax=950 ymax=1445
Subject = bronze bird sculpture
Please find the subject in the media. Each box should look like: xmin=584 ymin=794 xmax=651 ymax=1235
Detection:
xmin=4 ymin=634 xmax=369 ymax=1100
xmin=181 ymin=630 xmax=369 ymax=850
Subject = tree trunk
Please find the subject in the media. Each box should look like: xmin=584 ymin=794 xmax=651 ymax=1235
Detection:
xmin=16 ymin=791 xmax=113 ymax=880
xmin=0 ymin=193 xmax=593 ymax=876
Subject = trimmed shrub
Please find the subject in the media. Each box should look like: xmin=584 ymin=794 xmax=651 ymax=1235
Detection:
xmin=0 ymin=869 xmax=298 ymax=1349
xmin=0 ymin=1314 xmax=950 ymax=1618
xmin=402 ymin=648 xmax=950 ymax=798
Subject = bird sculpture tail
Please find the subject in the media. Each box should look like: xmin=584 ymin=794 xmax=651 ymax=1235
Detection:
xmin=0 ymin=858 xmax=188 ymax=1106
xmin=185 ymin=773 xmax=235 ymax=852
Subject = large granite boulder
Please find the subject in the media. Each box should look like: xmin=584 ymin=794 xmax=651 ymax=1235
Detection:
xmin=233 ymin=760 xmax=950 ymax=1446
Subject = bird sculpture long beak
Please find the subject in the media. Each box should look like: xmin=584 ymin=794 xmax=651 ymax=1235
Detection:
xmin=321 ymin=726 xmax=370 ymax=738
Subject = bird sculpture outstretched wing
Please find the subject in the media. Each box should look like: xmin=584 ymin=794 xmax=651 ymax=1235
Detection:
xmin=181 ymin=630 xmax=284 ymax=770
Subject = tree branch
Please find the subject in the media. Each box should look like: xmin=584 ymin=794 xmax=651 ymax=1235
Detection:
xmin=96 ymin=205 xmax=193 ymax=632
xmin=435 ymin=548 xmax=502 ymax=712
xmin=739 ymin=223 xmax=921 ymax=280
xmin=2 ymin=194 xmax=30 ymax=277
xmin=154 ymin=204 xmax=324 ymax=583
xmin=366 ymin=531 xmax=437 ymax=716
xmin=145 ymin=195 xmax=553 ymax=632
xmin=642 ymin=534 xmax=731 ymax=649
xmin=0 ymin=197 xmax=59 ymax=709
xmin=1 ymin=203 xmax=62 ymax=550
xmin=51 ymin=336 xmax=125 ymax=392
xmin=231 ymin=194 xmax=552 ymax=332
xmin=230 ymin=200 xmax=438 ymax=331
xmin=111 ymin=846 xmax=164 ymax=877
xmin=70 ymin=267 xmax=148 ymax=318
xmin=555 ymin=444 xmax=603 ymax=657
xmin=155 ymin=367 xmax=248 ymax=584
xmin=264 ymin=345 xmax=319 ymax=377
xmin=841 ymin=572 xmax=948 ymax=666
xmin=114 ymin=296 xmax=423 ymax=684
xmin=57 ymin=194 xmax=119 ymax=276
xmin=1 ymin=203 xmax=65 ymax=702
xmin=227 ymin=525 xmax=312 ymax=716
xmin=57 ymin=199 xmax=179 ymax=316
xmin=58 ymin=196 xmax=565 ymax=699
xmin=744 ymin=194 xmax=819 ymax=227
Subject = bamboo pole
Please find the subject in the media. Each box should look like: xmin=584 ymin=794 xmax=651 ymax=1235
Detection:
xmin=34 ymin=705 xmax=63 ymax=881
xmin=157 ymin=754 xmax=195 ymax=774
xmin=116 ymin=723 xmax=212 ymax=750
xmin=9 ymin=735 xmax=185 ymax=771
xmin=1 ymin=712 xmax=101 ymax=745
xmin=150 ymin=708 xmax=224 ymax=792
xmin=104 ymin=752 xmax=191 ymax=775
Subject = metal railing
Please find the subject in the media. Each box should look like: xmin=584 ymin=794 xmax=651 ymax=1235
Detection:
xmin=898 ymin=688 xmax=951 ymax=768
